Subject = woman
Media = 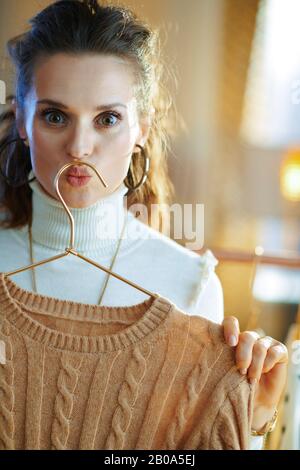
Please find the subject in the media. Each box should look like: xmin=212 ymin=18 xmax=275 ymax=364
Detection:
xmin=0 ymin=0 xmax=288 ymax=449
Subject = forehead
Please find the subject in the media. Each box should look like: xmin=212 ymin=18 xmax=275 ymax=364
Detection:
xmin=30 ymin=53 xmax=136 ymax=106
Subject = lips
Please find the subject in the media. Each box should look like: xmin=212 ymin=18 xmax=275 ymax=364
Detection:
xmin=66 ymin=166 xmax=92 ymax=177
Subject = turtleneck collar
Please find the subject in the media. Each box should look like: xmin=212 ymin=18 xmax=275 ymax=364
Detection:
xmin=28 ymin=169 xmax=135 ymax=256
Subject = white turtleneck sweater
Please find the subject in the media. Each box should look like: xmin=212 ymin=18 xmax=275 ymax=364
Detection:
xmin=0 ymin=170 xmax=223 ymax=320
xmin=0 ymin=170 xmax=263 ymax=449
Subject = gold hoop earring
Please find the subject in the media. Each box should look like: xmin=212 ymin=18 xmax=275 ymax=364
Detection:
xmin=124 ymin=145 xmax=150 ymax=192
xmin=0 ymin=137 xmax=36 ymax=187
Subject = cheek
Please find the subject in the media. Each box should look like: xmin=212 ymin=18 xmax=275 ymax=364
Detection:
xmin=29 ymin=127 xmax=62 ymax=196
xmin=102 ymin=122 xmax=138 ymax=156
xmin=30 ymin=126 xmax=58 ymax=166
xmin=98 ymin=144 xmax=131 ymax=188
xmin=97 ymin=125 xmax=139 ymax=179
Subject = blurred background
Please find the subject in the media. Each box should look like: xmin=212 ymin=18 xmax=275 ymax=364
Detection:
xmin=0 ymin=0 xmax=300 ymax=449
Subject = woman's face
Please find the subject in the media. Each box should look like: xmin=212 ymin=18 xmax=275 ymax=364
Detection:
xmin=13 ymin=53 xmax=151 ymax=208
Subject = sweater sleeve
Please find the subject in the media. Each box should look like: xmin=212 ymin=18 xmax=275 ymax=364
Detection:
xmin=209 ymin=380 xmax=255 ymax=450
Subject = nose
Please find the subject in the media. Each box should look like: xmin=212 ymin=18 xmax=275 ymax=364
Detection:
xmin=66 ymin=127 xmax=94 ymax=160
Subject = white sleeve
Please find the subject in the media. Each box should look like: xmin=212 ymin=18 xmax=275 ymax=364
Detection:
xmin=187 ymin=250 xmax=224 ymax=324
xmin=194 ymin=271 xmax=224 ymax=324
xmin=249 ymin=435 xmax=264 ymax=450
xmin=279 ymin=329 xmax=300 ymax=450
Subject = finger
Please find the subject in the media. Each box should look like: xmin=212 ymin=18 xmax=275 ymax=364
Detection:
xmin=235 ymin=331 xmax=260 ymax=373
xmin=262 ymin=343 xmax=289 ymax=374
xmin=222 ymin=316 xmax=240 ymax=347
xmin=247 ymin=336 xmax=273 ymax=382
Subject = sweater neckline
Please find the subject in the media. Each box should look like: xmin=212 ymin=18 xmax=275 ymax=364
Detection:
xmin=0 ymin=272 xmax=175 ymax=354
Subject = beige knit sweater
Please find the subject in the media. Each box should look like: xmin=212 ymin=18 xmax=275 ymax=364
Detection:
xmin=0 ymin=272 xmax=255 ymax=450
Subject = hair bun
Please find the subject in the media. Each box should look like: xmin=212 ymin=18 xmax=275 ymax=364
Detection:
xmin=83 ymin=0 xmax=100 ymax=14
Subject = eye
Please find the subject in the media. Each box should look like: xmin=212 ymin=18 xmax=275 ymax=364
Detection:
xmin=40 ymin=109 xmax=66 ymax=125
xmin=97 ymin=112 xmax=121 ymax=128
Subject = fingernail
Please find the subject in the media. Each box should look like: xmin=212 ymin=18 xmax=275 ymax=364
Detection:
xmin=228 ymin=335 xmax=237 ymax=347
xmin=250 ymin=377 xmax=257 ymax=385
xmin=239 ymin=368 xmax=247 ymax=375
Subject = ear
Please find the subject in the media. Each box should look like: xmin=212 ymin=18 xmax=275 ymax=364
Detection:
xmin=135 ymin=108 xmax=154 ymax=150
xmin=11 ymin=99 xmax=28 ymax=140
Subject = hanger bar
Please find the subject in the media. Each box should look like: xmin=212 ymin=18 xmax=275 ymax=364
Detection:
xmin=4 ymin=248 xmax=158 ymax=298
xmin=4 ymin=252 xmax=70 ymax=277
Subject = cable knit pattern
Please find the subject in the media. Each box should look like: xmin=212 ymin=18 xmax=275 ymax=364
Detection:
xmin=51 ymin=353 xmax=83 ymax=450
xmin=0 ymin=320 xmax=15 ymax=450
xmin=0 ymin=272 xmax=255 ymax=450
xmin=105 ymin=343 xmax=152 ymax=450
xmin=164 ymin=342 xmax=224 ymax=449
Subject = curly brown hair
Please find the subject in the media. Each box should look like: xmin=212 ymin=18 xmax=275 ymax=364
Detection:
xmin=0 ymin=0 xmax=182 ymax=231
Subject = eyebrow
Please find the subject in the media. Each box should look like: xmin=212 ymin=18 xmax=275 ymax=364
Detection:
xmin=36 ymin=99 xmax=127 ymax=111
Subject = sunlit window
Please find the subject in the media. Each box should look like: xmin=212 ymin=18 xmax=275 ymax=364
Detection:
xmin=241 ymin=0 xmax=300 ymax=147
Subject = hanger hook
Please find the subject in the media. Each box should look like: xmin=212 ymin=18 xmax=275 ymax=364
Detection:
xmin=54 ymin=161 xmax=108 ymax=250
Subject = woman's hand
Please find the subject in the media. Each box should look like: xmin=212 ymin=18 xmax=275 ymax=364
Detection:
xmin=222 ymin=316 xmax=289 ymax=432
